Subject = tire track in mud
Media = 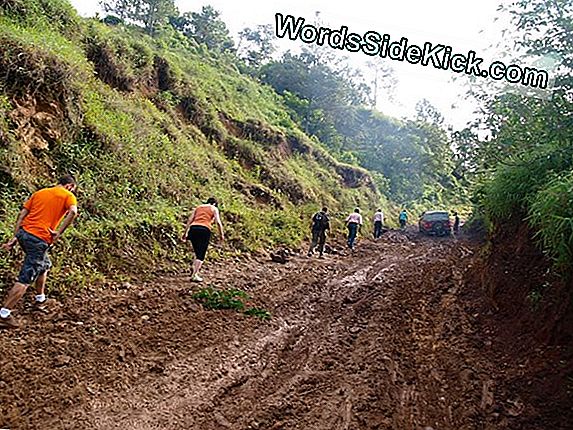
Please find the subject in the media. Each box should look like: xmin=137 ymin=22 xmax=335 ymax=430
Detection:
xmin=55 ymin=232 xmax=502 ymax=430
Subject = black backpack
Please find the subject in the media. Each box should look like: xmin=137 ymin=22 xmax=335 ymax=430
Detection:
xmin=312 ymin=212 xmax=329 ymax=230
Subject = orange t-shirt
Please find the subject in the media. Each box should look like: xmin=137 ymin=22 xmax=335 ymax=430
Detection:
xmin=191 ymin=204 xmax=216 ymax=230
xmin=21 ymin=186 xmax=78 ymax=244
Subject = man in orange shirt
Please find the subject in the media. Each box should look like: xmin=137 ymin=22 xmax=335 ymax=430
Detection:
xmin=0 ymin=175 xmax=79 ymax=329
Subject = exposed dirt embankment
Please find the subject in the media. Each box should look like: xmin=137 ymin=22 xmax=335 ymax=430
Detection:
xmin=470 ymin=221 xmax=573 ymax=343
xmin=465 ymin=221 xmax=573 ymax=428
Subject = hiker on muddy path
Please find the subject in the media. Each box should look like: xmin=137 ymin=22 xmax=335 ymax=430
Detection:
xmin=345 ymin=208 xmax=363 ymax=251
xmin=373 ymin=208 xmax=384 ymax=239
xmin=181 ymin=197 xmax=224 ymax=282
xmin=399 ymin=209 xmax=408 ymax=230
xmin=453 ymin=211 xmax=460 ymax=234
xmin=307 ymin=206 xmax=330 ymax=258
xmin=0 ymin=175 xmax=79 ymax=329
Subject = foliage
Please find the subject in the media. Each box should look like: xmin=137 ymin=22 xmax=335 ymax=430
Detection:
xmin=243 ymin=307 xmax=272 ymax=320
xmin=237 ymin=24 xmax=277 ymax=67
xmin=465 ymin=0 xmax=573 ymax=273
xmin=192 ymin=286 xmax=249 ymax=311
xmin=169 ymin=5 xmax=234 ymax=52
xmin=100 ymin=0 xmax=177 ymax=34
xmin=508 ymin=0 xmax=573 ymax=91
xmin=259 ymin=52 xmax=464 ymax=207
xmin=0 ymin=0 xmax=82 ymax=37
xmin=528 ymin=171 xmax=573 ymax=270
xmin=192 ymin=286 xmax=271 ymax=319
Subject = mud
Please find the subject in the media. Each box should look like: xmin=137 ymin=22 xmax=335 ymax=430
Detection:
xmin=1 ymin=229 xmax=571 ymax=429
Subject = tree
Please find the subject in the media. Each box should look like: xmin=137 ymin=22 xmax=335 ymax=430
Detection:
xmin=238 ymin=24 xmax=276 ymax=67
xmin=170 ymin=6 xmax=234 ymax=52
xmin=100 ymin=0 xmax=136 ymax=21
xmin=509 ymin=0 xmax=573 ymax=90
xmin=100 ymin=0 xmax=177 ymax=34
xmin=415 ymin=99 xmax=444 ymax=126
xmin=366 ymin=61 xmax=396 ymax=109
xmin=259 ymin=52 xmax=369 ymax=152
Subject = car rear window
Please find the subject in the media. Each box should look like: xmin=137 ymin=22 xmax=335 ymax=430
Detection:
xmin=423 ymin=212 xmax=449 ymax=221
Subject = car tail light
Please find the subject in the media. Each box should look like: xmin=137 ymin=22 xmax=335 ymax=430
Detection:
xmin=423 ymin=221 xmax=432 ymax=228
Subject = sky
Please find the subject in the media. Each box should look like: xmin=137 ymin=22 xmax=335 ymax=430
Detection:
xmin=68 ymin=0 xmax=529 ymax=129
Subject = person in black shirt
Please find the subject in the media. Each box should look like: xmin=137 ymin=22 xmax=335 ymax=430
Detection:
xmin=307 ymin=207 xmax=330 ymax=258
xmin=453 ymin=211 xmax=460 ymax=234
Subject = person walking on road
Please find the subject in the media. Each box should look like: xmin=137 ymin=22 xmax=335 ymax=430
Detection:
xmin=181 ymin=197 xmax=224 ymax=282
xmin=307 ymin=207 xmax=330 ymax=258
xmin=0 ymin=175 xmax=79 ymax=329
xmin=453 ymin=211 xmax=460 ymax=234
xmin=373 ymin=208 xmax=384 ymax=239
xmin=399 ymin=209 xmax=408 ymax=230
xmin=345 ymin=208 xmax=363 ymax=251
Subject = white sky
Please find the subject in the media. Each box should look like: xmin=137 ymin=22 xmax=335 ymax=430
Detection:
xmin=69 ymin=0 xmax=527 ymax=129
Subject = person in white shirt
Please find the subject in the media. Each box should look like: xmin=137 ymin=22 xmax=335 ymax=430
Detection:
xmin=345 ymin=208 xmax=363 ymax=250
xmin=373 ymin=209 xmax=384 ymax=239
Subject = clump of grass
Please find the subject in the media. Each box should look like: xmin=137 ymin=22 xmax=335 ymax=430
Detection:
xmin=244 ymin=307 xmax=271 ymax=320
xmin=192 ymin=286 xmax=271 ymax=320
xmin=192 ymin=286 xmax=249 ymax=311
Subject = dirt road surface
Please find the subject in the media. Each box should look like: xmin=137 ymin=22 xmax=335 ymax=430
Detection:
xmin=1 ymin=229 xmax=571 ymax=429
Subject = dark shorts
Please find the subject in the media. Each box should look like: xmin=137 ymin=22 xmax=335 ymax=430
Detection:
xmin=188 ymin=226 xmax=211 ymax=261
xmin=16 ymin=228 xmax=52 ymax=285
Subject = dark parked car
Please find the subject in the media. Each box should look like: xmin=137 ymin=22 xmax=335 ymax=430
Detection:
xmin=419 ymin=211 xmax=452 ymax=236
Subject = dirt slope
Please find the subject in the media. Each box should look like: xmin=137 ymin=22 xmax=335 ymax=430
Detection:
xmin=1 ymin=229 xmax=571 ymax=429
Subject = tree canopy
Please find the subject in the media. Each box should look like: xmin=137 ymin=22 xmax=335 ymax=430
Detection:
xmin=100 ymin=0 xmax=177 ymax=34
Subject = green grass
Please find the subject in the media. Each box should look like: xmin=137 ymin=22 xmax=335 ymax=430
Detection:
xmin=192 ymin=286 xmax=271 ymax=319
xmin=528 ymin=172 xmax=573 ymax=270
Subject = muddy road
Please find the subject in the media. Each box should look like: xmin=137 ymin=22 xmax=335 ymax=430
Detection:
xmin=1 ymin=230 xmax=570 ymax=429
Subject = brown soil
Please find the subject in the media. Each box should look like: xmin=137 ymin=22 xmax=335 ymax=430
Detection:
xmin=1 ymin=229 xmax=571 ymax=429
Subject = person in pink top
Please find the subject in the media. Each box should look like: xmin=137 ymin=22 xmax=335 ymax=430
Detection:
xmin=181 ymin=197 xmax=224 ymax=282
xmin=345 ymin=207 xmax=363 ymax=251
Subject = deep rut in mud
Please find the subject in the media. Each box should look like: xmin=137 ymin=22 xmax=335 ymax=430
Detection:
xmin=1 ymin=230 xmax=571 ymax=429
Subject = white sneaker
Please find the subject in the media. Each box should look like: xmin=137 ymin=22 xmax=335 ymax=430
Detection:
xmin=191 ymin=274 xmax=203 ymax=283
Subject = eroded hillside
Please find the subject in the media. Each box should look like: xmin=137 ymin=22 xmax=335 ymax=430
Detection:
xmin=0 ymin=0 xmax=379 ymax=289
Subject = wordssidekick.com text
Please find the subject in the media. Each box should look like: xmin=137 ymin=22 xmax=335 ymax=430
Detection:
xmin=275 ymin=13 xmax=551 ymax=90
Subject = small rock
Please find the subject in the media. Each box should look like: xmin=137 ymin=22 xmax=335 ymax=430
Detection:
xmin=187 ymin=303 xmax=201 ymax=312
xmin=270 ymin=250 xmax=288 ymax=264
xmin=54 ymin=355 xmax=72 ymax=367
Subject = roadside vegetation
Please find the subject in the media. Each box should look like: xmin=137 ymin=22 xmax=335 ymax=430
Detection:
xmin=455 ymin=0 xmax=573 ymax=274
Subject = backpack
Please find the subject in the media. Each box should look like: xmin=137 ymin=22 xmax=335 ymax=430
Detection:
xmin=312 ymin=212 xmax=329 ymax=231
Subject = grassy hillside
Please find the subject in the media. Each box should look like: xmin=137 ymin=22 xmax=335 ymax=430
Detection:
xmin=0 ymin=0 xmax=380 ymax=292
